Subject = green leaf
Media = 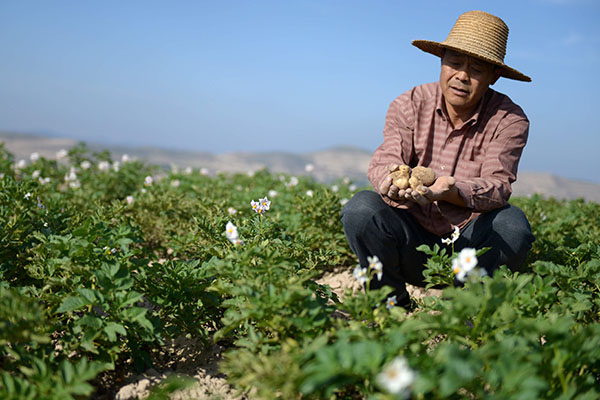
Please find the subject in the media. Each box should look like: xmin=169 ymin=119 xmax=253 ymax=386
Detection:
xmin=77 ymin=314 xmax=103 ymax=329
xmin=76 ymin=288 xmax=98 ymax=303
xmin=61 ymin=360 xmax=75 ymax=384
xmin=57 ymin=295 xmax=90 ymax=313
xmin=104 ymin=322 xmax=127 ymax=342
xmin=1 ymin=371 xmax=15 ymax=393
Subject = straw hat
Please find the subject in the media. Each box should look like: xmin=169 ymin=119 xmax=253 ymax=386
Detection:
xmin=412 ymin=10 xmax=531 ymax=82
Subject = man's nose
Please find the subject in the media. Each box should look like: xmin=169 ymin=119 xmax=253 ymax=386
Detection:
xmin=455 ymin=66 xmax=469 ymax=81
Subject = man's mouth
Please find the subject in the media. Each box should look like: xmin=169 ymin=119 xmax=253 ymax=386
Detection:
xmin=450 ymin=86 xmax=469 ymax=96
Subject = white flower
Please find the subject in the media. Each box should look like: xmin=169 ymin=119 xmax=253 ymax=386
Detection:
xmin=144 ymin=176 xmax=153 ymax=186
xmin=32 ymin=170 xmax=40 ymax=179
xmin=200 ymin=167 xmax=209 ymax=176
xmin=65 ymin=168 xmax=78 ymax=182
xmin=225 ymin=221 xmax=238 ymax=239
xmin=184 ymin=166 xmax=193 ymax=175
xmin=331 ymin=185 xmax=339 ymax=193
xmin=112 ymin=161 xmax=120 ymax=172
xmin=340 ymin=198 xmax=349 ymax=206
xmin=349 ymin=184 xmax=357 ymax=192
xmin=24 ymin=192 xmax=32 ymax=199
xmin=453 ymin=248 xmax=478 ymax=282
xmin=39 ymin=177 xmax=51 ymax=185
xmin=171 ymin=179 xmax=180 ymax=188
xmin=247 ymin=170 xmax=255 ymax=177
xmin=16 ymin=159 xmax=27 ymax=169
xmin=56 ymin=149 xmax=68 ymax=160
xmin=376 ymin=356 xmax=416 ymax=397
xmin=304 ymin=163 xmax=315 ymax=172
xmin=251 ymin=200 xmax=264 ymax=214
xmin=126 ymin=195 xmax=134 ymax=205
xmin=259 ymin=196 xmax=271 ymax=210
xmin=225 ymin=221 xmax=242 ymax=245
xmin=386 ymin=295 xmax=397 ymax=309
xmin=353 ymin=265 xmax=368 ymax=285
xmin=442 ymin=225 xmax=460 ymax=245
xmin=141 ymin=188 xmax=147 ymax=193
xmin=121 ymin=154 xmax=130 ymax=163
xmin=343 ymin=177 xmax=351 ymax=184
xmin=251 ymin=196 xmax=271 ymax=214
xmin=368 ymin=255 xmax=383 ymax=281
xmin=458 ymin=248 xmax=477 ymax=271
xmin=268 ymin=190 xmax=278 ymax=198
xmin=98 ymin=161 xmax=110 ymax=171
xmin=30 ymin=152 xmax=40 ymax=162
xmin=80 ymin=160 xmax=91 ymax=170
xmin=286 ymin=176 xmax=299 ymax=187
xmin=69 ymin=180 xmax=81 ymax=189
xmin=227 ymin=207 xmax=237 ymax=215
xmin=306 ymin=190 xmax=314 ymax=197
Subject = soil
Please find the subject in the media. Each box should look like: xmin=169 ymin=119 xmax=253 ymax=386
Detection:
xmin=109 ymin=267 xmax=442 ymax=400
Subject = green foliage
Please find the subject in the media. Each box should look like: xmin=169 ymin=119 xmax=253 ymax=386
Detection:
xmin=1 ymin=143 xmax=599 ymax=398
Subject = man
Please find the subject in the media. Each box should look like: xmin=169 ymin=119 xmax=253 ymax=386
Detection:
xmin=341 ymin=10 xmax=535 ymax=308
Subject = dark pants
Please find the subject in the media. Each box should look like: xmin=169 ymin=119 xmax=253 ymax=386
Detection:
xmin=341 ymin=190 xmax=535 ymax=298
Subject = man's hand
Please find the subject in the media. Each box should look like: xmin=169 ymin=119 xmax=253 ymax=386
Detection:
xmin=378 ymin=164 xmax=412 ymax=205
xmin=379 ymin=167 xmax=465 ymax=208
xmin=409 ymin=176 xmax=461 ymax=206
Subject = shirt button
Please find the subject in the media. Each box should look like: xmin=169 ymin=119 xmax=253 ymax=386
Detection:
xmin=441 ymin=165 xmax=446 ymax=170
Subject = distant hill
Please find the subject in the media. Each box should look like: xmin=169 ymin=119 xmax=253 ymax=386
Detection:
xmin=2 ymin=131 xmax=599 ymax=203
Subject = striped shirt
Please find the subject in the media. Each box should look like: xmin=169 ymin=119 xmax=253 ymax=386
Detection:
xmin=367 ymin=81 xmax=529 ymax=236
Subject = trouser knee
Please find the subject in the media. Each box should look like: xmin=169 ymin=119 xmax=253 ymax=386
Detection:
xmin=474 ymin=205 xmax=535 ymax=272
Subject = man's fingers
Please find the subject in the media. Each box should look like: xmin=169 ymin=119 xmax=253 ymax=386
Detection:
xmin=410 ymin=188 xmax=431 ymax=205
xmin=379 ymin=176 xmax=392 ymax=195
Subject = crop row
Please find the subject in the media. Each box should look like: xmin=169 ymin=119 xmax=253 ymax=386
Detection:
xmin=1 ymin=143 xmax=599 ymax=399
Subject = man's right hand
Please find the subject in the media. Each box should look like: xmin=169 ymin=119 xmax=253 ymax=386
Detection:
xmin=378 ymin=164 xmax=412 ymax=205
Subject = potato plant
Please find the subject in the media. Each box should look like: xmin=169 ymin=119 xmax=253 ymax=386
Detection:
xmin=0 ymin=142 xmax=599 ymax=399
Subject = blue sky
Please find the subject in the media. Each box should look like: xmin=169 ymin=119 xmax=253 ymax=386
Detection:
xmin=1 ymin=0 xmax=599 ymax=183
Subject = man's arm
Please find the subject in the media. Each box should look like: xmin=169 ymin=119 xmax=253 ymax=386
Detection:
xmin=454 ymin=118 xmax=529 ymax=211
xmin=368 ymin=95 xmax=415 ymax=206
xmin=407 ymin=118 xmax=529 ymax=210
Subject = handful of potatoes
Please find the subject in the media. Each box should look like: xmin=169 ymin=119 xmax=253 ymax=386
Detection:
xmin=389 ymin=165 xmax=436 ymax=194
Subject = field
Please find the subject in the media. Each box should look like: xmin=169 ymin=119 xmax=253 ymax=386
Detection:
xmin=1 ymin=143 xmax=599 ymax=399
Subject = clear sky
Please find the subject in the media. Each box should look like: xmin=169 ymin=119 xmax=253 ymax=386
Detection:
xmin=1 ymin=1 xmax=599 ymax=183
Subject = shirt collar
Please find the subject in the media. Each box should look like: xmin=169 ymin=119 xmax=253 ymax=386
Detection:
xmin=436 ymin=85 xmax=494 ymax=128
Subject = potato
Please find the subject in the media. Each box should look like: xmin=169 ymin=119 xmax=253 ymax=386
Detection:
xmin=389 ymin=165 xmax=411 ymax=189
xmin=388 ymin=165 xmax=436 ymax=194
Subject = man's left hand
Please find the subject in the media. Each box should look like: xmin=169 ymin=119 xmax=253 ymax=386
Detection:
xmin=408 ymin=176 xmax=457 ymax=205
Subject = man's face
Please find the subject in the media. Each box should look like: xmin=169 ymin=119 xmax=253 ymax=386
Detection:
xmin=440 ymin=49 xmax=500 ymax=117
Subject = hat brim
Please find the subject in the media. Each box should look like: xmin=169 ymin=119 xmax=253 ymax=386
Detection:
xmin=412 ymin=39 xmax=531 ymax=82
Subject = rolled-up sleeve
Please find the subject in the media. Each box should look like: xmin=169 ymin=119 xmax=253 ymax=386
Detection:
xmin=455 ymin=118 xmax=529 ymax=211
xmin=367 ymin=95 xmax=415 ymax=192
